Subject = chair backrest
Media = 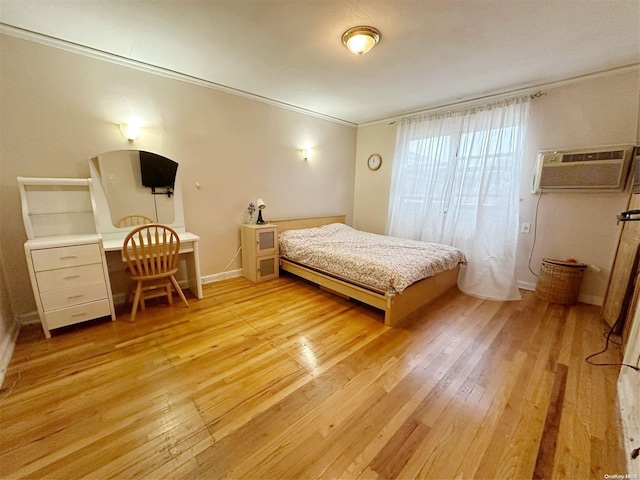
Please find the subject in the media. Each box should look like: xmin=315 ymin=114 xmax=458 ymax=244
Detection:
xmin=115 ymin=214 xmax=155 ymax=228
xmin=123 ymin=224 xmax=181 ymax=279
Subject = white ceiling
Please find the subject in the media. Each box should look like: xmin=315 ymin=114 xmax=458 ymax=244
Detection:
xmin=1 ymin=0 xmax=639 ymax=125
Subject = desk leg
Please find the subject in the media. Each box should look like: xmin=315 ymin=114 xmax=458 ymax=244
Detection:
xmin=189 ymin=241 xmax=203 ymax=299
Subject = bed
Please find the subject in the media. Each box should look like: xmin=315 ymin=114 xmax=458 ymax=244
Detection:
xmin=273 ymin=215 xmax=465 ymax=327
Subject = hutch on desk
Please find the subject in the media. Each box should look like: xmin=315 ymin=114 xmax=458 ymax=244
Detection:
xmin=18 ymin=177 xmax=116 ymax=338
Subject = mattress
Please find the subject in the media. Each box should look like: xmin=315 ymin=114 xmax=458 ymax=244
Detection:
xmin=279 ymin=223 xmax=466 ymax=294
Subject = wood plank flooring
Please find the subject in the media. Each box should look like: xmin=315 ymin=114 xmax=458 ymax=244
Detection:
xmin=0 ymin=274 xmax=629 ymax=479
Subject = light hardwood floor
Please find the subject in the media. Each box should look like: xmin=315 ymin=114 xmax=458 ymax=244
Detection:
xmin=0 ymin=274 xmax=629 ymax=479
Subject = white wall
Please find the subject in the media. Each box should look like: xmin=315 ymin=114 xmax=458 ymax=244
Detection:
xmin=352 ymin=123 xmax=395 ymax=234
xmin=0 ymin=173 xmax=19 ymax=386
xmin=0 ymin=34 xmax=357 ymax=322
xmin=354 ymin=69 xmax=640 ymax=305
xmin=516 ymin=71 xmax=639 ymax=305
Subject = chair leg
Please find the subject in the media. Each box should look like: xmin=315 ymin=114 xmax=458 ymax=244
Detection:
xmin=125 ymin=281 xmax=135 ymax=305
xmin=130 ymin=281 xmax=143 ymax=322
xmin=166 ymin=284 xmax=173 ymax=305
xmin=169 ymin=275 xmax=189 ymax=307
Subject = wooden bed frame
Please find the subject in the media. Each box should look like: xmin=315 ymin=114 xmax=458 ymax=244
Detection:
xmin=273 ymin=215 xmax=460 ymax=327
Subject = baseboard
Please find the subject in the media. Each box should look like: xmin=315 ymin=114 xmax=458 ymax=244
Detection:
xmin=110 ymin=271 xmax=243 ymax=306
xmin=577 ymin=293 xmax=603 ymax=306
xmin=202 ymin=269 xmax=242 ymax=285
xmin=112 ymin=292 xmax=126 ymax=306
xmin=517 ymin=281 xmax=603 ymax=306
xmin=518 ymin=280 xmax=536 ymax=292
xmin=0 ymin=316 xmax=22 ymax=388
xmin=16 ymin=311 xmax=39 ymax=325
xmin=618 ymin=373 xmax=640 ymax=477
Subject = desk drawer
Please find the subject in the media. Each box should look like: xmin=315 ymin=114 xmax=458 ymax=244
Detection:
xmin=44 ymin=299 xmax=112 ymax=330
xmin=36 ymin=263 xmax=105 ymax=292
xmin=31 ymin=244 xmax=101 ymax=272
xmin=40 ymin=281 xmax=108 ymax=311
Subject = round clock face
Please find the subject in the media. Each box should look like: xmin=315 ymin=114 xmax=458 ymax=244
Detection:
xmin=368 ymin=153 xmax=382 ymax=171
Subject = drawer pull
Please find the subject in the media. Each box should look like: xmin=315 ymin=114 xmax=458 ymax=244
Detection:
xmin=64 ymin=275 xmax=81 ymax=280
xmin=72 ymin=312 xmax=87 ymax=317
xmin=60 ymin=255 xmax=78 ymax=260
xmin=67 ymin=294 xmax=84 ymax=300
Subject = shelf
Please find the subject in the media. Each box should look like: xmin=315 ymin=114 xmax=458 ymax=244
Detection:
xmin=18 ymin=177 xmax=96 ymax=239
xmin=29 ymin=210 xmax=93 ymax=216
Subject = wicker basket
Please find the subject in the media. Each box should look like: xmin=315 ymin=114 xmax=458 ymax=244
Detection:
xmin=535 ymin=258 xmax=587 ymax=305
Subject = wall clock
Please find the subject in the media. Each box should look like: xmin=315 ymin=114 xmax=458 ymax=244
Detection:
xmin=367 ymin=153 xmax=382 ymax=171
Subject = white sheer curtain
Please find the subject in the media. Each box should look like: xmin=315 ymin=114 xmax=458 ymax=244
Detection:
xmin=387 ymin=96 xmax=530 ymax=300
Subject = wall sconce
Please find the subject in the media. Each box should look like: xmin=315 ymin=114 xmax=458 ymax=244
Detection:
xmin=119 ymin=122 xmax=141 ymax=141
xmin=300 ymin=148 xmax=313 ymax=161
xmin=342 ymin=26 xmax=381 ymax=55
xmin=256 ymin=198 xmax=266 ymax=224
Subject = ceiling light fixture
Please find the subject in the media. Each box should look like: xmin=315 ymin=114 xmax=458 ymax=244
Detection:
xmin=342 ymin=26 xmax=381 ymax=55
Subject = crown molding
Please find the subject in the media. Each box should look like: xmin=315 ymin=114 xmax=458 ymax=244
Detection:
xmin=0 ymin=23 xmax=357 ymax=127
xmin=360 ymin=63 xmax=640 ymax=127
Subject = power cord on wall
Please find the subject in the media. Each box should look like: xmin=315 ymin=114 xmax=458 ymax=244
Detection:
xmin=585 ymin=315 xmax=640 ymax=371
xmin=0 ymin=335 xmax=40 ymax=400
xmin=527 ymin=189 xmax=544 ymax=278
xmin=206 ymin=245 xmax=243 ymax=283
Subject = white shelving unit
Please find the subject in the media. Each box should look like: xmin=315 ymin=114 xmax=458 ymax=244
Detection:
xmin=18 ymin=177 xmax=116 ymax=338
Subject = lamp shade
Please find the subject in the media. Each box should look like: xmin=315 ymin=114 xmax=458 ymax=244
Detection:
xmin=342 ymin=26 xmax=380 ymax=55
xmin=301 ymin=148 xmax=312 ymax=160
xmin=256 ymin=198 xmax=266 ymax=209
xmin=119 ymin=122 xmax=141 ymax=141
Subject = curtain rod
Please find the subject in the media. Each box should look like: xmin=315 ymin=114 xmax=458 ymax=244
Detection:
xmin=387 ymin=90 xmax=545 ymax=125
xmin=372 ymin=64 xmax=638 ymax=127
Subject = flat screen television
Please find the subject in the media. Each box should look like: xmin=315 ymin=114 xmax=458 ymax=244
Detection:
xmin=139 ymin=151 xmax=178 ymax=189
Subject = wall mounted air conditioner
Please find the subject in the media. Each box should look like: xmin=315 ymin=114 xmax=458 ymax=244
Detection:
xmin=532 ymin=145 xmax=634 ymax=193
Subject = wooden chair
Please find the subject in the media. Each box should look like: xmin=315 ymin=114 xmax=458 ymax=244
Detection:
xmin=115 ymin=214 xmax=154 ymax=228
xmin=123 ymin=224 xmax=189 ymax=322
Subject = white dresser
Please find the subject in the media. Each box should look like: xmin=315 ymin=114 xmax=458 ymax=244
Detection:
xmin=18 ymin=177 xmax=116 ymax=338
xmin=25 ymin=235 xmax=115 ymax=338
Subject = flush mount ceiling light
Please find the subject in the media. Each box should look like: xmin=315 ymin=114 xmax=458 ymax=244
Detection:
xmin=342 ymin=26 xmax=381 ymax=55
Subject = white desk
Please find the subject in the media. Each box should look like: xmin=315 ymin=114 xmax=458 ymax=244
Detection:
xmin=101 ymin=231 xmax=203 ymax=300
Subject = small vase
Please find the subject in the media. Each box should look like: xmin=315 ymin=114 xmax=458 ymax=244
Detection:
xmin=243 ymin=211 xmax=256 ymax=224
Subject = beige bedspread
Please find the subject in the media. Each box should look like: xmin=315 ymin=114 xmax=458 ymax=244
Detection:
xmin=279 ymin=223 xmax=466 ymax=293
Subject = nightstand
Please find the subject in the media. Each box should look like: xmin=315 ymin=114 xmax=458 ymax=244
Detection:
xmin=240 ymin=224 xmax=279 ymax=282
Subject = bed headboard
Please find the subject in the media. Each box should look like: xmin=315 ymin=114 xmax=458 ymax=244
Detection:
xmin=271 ymin=215 xmax=346 ymax=232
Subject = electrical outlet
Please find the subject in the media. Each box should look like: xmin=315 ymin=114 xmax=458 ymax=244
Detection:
xmin=520 ymin=222 xmax=531 ymax=234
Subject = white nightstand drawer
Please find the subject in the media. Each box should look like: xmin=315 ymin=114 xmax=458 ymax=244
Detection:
xmin=31 ymin=243 xmax=101 ymax=271
xmin=35 ymin=263 xmax=105 ymax=292
xmin=40 ymin=281 xmax=108 ymax=311
xmin=44 ymin=299 xmax=112 ymax=330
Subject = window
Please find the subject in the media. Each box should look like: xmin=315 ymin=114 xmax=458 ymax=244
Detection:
xmin=387 ymin=97 xmax=530 ymax=300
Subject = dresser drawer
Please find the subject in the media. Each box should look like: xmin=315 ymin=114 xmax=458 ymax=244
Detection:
xmin=31 ymin=243 xmax=101 ymax=272
xmin=35 ymin=263 xmax=105 ymax=292
xmin=44 ymin=299 xmax=112 ymax=330
xmin=40 ymin=281 xmax=108 ymax=311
